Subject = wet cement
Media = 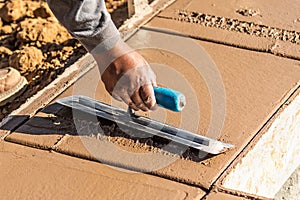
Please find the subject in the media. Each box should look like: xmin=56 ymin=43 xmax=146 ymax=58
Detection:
xmin=0 ymin=140 xmax=204 ymax=199
xmin=8 ymin=27 xmax=300 ymax=192
xmin=125 ymin=28 xmax=300 ymax=189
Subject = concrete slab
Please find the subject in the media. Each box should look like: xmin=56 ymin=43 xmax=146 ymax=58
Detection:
xmin=0 ymin=141 xmax=204 ymax=199
xmin=144 ymin=0 xmax=300 ymax=60
xmin=6 ymin=27 xmax=300 ymax=195
xmin=47 ymin=28 xmax=300 ymax=191
xmin=219 ymin=88 xmax=300 ymax=199
xmin=2 ymin=1 xmax=298 ymax=199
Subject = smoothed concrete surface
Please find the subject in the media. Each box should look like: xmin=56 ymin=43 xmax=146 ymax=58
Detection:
xmin=4 ymin=26 xmax=300 ymax=198
xmin=12 ymin=27 xmax=300 ymax=191
xmin=0 ymin=140 xmax=204 ymax=199
xmin=126 ymin=28 xmax=300 ymax=189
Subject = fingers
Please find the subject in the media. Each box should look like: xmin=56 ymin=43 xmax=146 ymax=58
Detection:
xmin=115 ymin=83 xmax=156 ymax=112
xmin=152 ymin=80 xmax=157 ymax=87
xmin=139 ymin=84 xmax=156 ymax=110
xmin=108 ymin=80 xmax=157 ymax=112
xmin=130 ymin=89 xmax=149 ymax=112
xmin=120 ymin=93 xmax=140 ymax=111
xmin=100 ymin=49 xmax=157 ymax=112
xmin=150 ymin=81 xmax=158 ymax=110
xmin=111 ymin=92 xmax=122 ymax=102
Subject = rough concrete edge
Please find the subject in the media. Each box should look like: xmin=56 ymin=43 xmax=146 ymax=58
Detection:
xmin=4 ymin=134 xmax=64 ymax=151
xmin=204 ymin=186 xmax=271 ymax=200
xmin=0 ymin=54 xmax=96 ymax=140
xmin=270 ymin=40 xmax=300 ymax=60
xmin=148 ymin=15 xmax=300 ymax=61
xmin=214 ymin=83 xmax=300 ymax=199
xmin=201 ymin=186 xmax=271 ymax=200
xmin=143 ymin=17 xmax=274 ymax=52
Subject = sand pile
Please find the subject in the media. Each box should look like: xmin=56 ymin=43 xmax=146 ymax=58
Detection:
xmin=0 ymin=0 xmax=128 ymax=120
xmin=0 ymin=0 xmax=84 ymax=119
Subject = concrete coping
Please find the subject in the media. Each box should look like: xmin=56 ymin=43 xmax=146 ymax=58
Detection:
xmin=220 ymin=88 xmax=300 ymax=199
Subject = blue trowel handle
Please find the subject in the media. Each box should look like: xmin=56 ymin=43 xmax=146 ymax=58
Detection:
xmin=154 ymin=87 xmax=186 ymax=112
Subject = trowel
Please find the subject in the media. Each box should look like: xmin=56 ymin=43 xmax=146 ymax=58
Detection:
xmin=57 ymin=87 xmax=233 ymax=154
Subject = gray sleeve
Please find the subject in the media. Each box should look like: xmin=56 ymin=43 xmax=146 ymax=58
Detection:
xmin=47 ymin=0 xmax=120 ymax=52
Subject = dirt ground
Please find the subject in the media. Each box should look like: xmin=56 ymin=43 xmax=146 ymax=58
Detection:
xmin=0 ymin=0 xmax=128 ymax=120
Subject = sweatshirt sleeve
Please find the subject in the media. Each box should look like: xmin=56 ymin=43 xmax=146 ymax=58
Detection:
xmin=47 ymin=0 xmax=120 ymax=52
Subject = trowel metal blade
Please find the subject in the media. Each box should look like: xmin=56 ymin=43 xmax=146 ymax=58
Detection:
xmin=56 ymin=95 xmax=234 ymax=155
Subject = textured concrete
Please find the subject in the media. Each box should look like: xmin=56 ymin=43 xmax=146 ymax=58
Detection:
xmin=127 ymin=28 xmax=300 ymax=189
xmin=145 ymin=0 xmax=300 ymax=60
xmin=275 ymin=165 xmax=300 ymax=200
xmin=157 ymin=0 xmax=300 ymax=32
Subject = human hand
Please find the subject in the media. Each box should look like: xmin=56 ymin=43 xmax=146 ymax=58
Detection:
xmin=92 ymin=41 xmax=157 ymax=111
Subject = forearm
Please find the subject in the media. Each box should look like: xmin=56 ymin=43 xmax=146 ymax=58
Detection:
xmin=47 ymin=0 xmax=157 ymax=111
xmin=46 ymin=0 xmax=120 ymax=52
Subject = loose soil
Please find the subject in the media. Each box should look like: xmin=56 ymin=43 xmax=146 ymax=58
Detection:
xmin=0 ymin=0 xmax=128 ymax=120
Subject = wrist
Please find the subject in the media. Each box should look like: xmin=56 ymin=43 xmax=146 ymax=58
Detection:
xmin=91 ymin=40 xmax=133 ymax=74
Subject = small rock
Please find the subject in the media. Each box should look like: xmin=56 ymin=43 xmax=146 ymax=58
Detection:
xmin=33 ymin=2 xmax=53 ymax=19
xmin=9 ymin=46 xmax=44 ymax=74
xmin=16 ymin=18 xmax=71 ymax=44
xmin=236 ymin=8 xmax=260 ymax=17
xmin=0 ymin=25 xmax=13 ymax=34
xmin=0 ymin=0 xmax=26 ymax=22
